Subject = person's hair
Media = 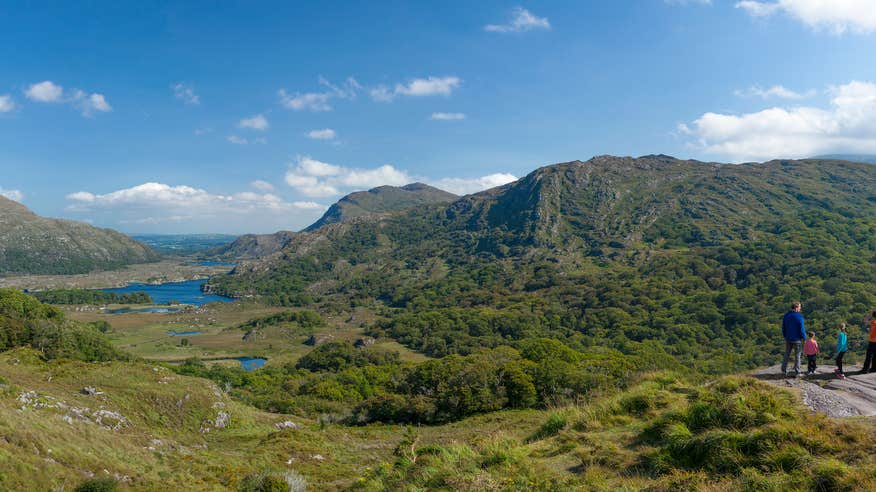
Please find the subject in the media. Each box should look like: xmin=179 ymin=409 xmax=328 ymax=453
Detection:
xmin=808 ymin=331 xmax=815 ymax=338
xmin=792 ymin=301 xmax=801 ymax=310
xmin=872 ymin=310 xmax=876 ymax=318
xmin=840 ymin=322 xmax=846 ymax=330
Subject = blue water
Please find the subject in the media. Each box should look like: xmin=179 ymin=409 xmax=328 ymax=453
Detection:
xmin=199 ymin=261 xmax=236 ymax=267
xmin=236 ymin=357 xmax=267 ymax=371
xmin=106 ymin=307 xmax=182 ymax=314
xmin=168 ymin=330 xmax=201 ymax=336
xmin=102 ymin=279 xmax=232 ymax=306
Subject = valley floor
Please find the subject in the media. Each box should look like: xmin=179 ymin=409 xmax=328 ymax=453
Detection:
xmin=0 ymin=259 xmax=231 ymax=290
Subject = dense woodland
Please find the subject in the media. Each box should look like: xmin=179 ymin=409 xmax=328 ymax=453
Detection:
xmin=31 ymin=288 xmax=153 ymax=305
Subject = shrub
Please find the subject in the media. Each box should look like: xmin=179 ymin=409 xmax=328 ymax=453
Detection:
xmin=73 ymin=477 xmax=118 ymax=492
xmin=527 ymin=412 xmax=568 ymax=442
xmin=238 ymin=470 xmax=307 ymax=492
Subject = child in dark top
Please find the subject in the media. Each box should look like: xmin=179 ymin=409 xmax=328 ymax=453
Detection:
xmin=803 ymin=331 xmax=819 ymax=375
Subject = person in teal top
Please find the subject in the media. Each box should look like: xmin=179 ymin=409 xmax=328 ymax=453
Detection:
xmin=835 ymin=322 xmax=848 ymax=379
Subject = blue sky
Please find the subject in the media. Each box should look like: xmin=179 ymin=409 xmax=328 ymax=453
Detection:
xmin=2 ymin=1 xmax=876 ymax=233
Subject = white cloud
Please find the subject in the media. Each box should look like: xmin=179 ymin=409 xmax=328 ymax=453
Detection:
xmin=65 ymin=182 xmax=327 ymax=234
xmin=194 ymin=127 xmax=212 ymax=136
xmin=284 ymin=155 xmax=515 ymax=199
xmin=306 ymin=128 xmax=337 ymax=140
xmin=0 ymin=187 xmax=24 ymax=202
xmin=172 ymin=82 xmax=200 ymax=105
xmin=24 ymin=81 xmax=111 ymax=116
xmin=239 ymin=114 xmax=269 ymax=130
xmin=250 ymin=180 xmax=275 ymax=192
xmin=484 ymin=7 xmax=551 ymax=33
xmin=371 ymin=76 xmax=462 ymax=102
xmin=429 ymin=173 xmax=518 ymax=195
xmin=736 ymin=0 xmax=876 ymax=34
xmin=734 ymin=85 xmax=816 ymax=99
xmin=285 ymin=156 xmax=411 ymax=198
xmin=81 ymin=93 xmax=112 ymax=115
xmin=431 ymin=112 xmax=466 ymax=120
xmin=682 ymin=80 xmax=876 ymax=161
xmin=279 ymin=91 xmax=331 ymax=111
xmin=0 ymin=95 xmax=15 ymax=113
xmin=227 ymin=135 xmax=248 ymax=145
xmin=278 ymin=77 xmax=360 ymax=112
xmin=25 ymin=81 xmax=63 ymax=102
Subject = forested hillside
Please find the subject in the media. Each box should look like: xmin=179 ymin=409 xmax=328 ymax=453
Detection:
xmin=211 ymin=156 xmax=876 ymax=373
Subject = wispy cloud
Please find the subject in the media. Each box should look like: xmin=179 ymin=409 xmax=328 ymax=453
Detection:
xmin=370 ymin=76 xmax=462 ymax=102
xmin=0 ymin=95 xmax=15 ymax=113
xmin=250 ymin=180 xmax=275 ymax=192
xmin=0 ymin=187 xmax=24 ymax=202
xmin=484 ymin=7 xmax=551 ymax=33
xmin=285 ymin=155 xmax=516 ymax=198
xmin=24 ymin=80 xmax=111 ymax=116
xmin=430 ymin=112 xmax=466 ymax=120
xmin=238 ymin=114 xmax=269 ymax=130
xmin=227 ymin=135 xmax=248 ymax=145
xmin=734 ymin=85 xmax=816 ymax=99
xmin=428 ymin=173 xmax=517 ymax=195
xmin=171 ymin=82 xmax=200 ymax=105
xmin=736 ymin=0 xmax=876 ymax=34
xmin=279 ymin=77 xmax=361 ymax=112
xmin=681 ymin=80 xmax=876 ymax=161
xmin=306 ymin=128 xmax=337 ymax=140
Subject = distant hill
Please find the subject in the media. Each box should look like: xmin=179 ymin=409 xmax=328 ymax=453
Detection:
xmin=132 ymin=234 xmax=237 ymax=255
xmin=0 ymin=196 xmax=159 ymax=275
xmin=208 ymin=183 xmax=456 ymax=260
xmin=813 ymin=154 xmax=876 ymax=164
xmin=205 ymin=230 xmax=297 ymax=260
xmin=304 ymin=182 xmax=457 ymax=231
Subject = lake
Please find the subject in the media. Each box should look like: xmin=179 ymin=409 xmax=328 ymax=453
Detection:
xmin=103 ymin=279 xmax=233 ymax=306
xmin=236 ymin=357 xmax=267 ymax=371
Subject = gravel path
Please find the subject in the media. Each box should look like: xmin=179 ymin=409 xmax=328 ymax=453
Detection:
xmin=753 ymin=364 xmax=876 ymax=418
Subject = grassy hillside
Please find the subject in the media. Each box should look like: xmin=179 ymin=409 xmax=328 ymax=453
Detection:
xmin=2 ymin=349 xmax=874 ymax=490
xmin=3 ymin=291 xmax=876 ymax=490
xmin=0 ymin=196 xmax=159 ymax=275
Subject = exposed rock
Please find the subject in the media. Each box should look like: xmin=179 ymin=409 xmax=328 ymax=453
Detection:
xmin=274 ymin=420 xmax=299 ymax=430
xmin=81 ymin=387 xmax=104 ymax=396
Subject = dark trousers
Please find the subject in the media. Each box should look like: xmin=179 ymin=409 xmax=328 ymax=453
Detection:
xmin=807 ymin=354 xmax=817 ymax=373
xmin=836 ymin=351 xmax=845 ymax=374
xmin=863 ymin=342 xmax=876 ymax=373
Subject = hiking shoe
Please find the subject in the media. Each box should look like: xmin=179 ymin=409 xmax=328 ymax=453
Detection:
xmin=838 ymin=373 xmax=846 ymax=380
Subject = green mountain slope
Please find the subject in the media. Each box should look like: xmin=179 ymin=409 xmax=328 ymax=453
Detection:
xmin=0 ymin=197 xmax=159 ymax=275
xmin=206 ymin=231 xmax=297 ymax=260
xmin=210 ymin=155 xmax=876 ymax=373
xmin=304 ymin=182 xmax=457 ymax=231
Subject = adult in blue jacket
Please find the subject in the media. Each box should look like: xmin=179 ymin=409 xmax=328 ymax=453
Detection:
xmin=781 ymin=301 xmax=806 ymax=376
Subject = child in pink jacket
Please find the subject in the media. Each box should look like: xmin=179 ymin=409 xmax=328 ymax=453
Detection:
xmin=804 ymin=332 xmax=819 ymax=375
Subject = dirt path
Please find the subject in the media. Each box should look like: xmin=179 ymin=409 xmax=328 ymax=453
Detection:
xmin=753 ymin=364 xmax=876 ymax=418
